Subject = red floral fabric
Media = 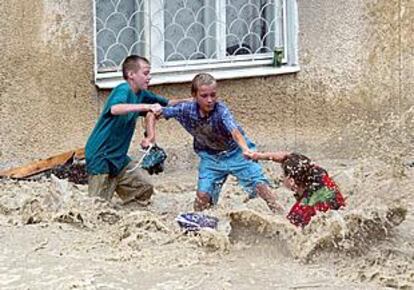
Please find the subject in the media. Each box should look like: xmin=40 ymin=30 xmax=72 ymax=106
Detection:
xmin=287 ymin=172 xmax=345 ymax=227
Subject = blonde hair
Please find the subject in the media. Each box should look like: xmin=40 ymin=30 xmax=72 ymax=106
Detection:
xmin=191 ymin=73 xmax=216 ymax=96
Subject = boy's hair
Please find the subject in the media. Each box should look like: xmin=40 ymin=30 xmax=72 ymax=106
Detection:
xmin=122 ymin=55 xmax=150 ymax=80
xmin=191 ymin=73 xmax=216 ymax=95
xmin=281 ymin=153 xmax=314 ymax=188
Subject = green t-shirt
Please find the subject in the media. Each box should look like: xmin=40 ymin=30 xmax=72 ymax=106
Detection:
xmin=85 ymin=82 xmax=169 ymax=176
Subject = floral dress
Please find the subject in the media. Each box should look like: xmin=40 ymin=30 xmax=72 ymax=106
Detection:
xmin=287 ymin=167 xmax=345 ymax=227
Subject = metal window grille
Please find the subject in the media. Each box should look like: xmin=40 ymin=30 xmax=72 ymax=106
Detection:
xmin=94 ymin=0 xmax=287 ymax=73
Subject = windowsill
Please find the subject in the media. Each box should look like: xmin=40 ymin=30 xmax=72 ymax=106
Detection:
xmin=95 ymin=65 xmax=300 ymax=89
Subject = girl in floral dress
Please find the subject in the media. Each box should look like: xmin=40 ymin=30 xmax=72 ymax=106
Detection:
xmin=247 ymin=152 xmax=346 ymax=227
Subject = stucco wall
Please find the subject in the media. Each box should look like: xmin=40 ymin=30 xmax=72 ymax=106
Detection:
xmin=0 ymin=0 xmax=413 ymax=170
xmin=0 ymin=0 xmax=97 ymax=169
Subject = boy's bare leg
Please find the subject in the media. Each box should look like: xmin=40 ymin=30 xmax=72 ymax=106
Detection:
xmin=256 ymin=183 xmax=285 ymax=214
xmin=193 ymin=191 xmax=212 ymax=211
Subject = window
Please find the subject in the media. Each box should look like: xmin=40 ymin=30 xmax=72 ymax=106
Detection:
xmin=94 ymin=0 xmax=298 ymax=88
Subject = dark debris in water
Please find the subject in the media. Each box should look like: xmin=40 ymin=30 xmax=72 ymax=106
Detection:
xmin=47 ymin=161 xmax=88 ymax=185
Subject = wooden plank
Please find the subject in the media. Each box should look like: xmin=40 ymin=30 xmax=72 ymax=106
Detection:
xmin=0 ymin=148 xmax=85 ymax=179
xmin=74 ymin=148 xmax=85 ymax=159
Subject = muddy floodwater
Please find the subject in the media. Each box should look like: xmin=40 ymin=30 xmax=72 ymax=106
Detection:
xmin=0 ymin=154 xmax=413 ymax=289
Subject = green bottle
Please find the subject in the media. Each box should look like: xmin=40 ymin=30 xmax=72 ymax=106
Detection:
xmin=273 ymin=46 xmax=284 ymax=67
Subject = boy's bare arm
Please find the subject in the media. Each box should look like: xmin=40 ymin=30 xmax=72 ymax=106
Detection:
xmin=111 ymin=103 xmax=162 ymax=115
xmin=230 ymin=129 xmax=251 ymax=155
xmin=140 ymin=112 xmax=157 ymax=148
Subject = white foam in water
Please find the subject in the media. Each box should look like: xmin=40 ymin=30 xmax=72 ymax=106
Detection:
xmin=0 ymin=107 xmax=412 ymax=289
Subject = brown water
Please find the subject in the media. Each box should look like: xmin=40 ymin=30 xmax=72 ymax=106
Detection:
xmin=0 ymin=155 xmax=412 ymax=289
xmin=1 ymin=105 xmax=413 ymax=289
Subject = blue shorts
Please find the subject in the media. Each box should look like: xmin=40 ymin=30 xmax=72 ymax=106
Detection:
xmin=197 ymin=141 xmax=269 ymax=205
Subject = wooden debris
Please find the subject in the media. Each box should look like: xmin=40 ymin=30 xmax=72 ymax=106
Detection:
xmin=0 ymin=148 xmax=85 ymax=179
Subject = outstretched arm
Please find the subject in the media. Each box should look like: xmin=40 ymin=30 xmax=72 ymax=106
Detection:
xmin=110 ymin=103 xmax=162 ymax=115
xmin=247 ymin=151 xmax=290 ymax=162
xmin=230 ymin=128 xmax=252 ymax=157
xmin=140 ymin=102 xmax=184 ymax=148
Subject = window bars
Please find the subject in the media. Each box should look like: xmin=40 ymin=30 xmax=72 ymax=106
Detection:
xmin=94 ymin=0 xmax=287 ymax=73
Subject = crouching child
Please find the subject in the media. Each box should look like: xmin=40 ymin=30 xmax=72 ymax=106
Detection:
xmin=247 ymin=152 xmax=346 ymax=227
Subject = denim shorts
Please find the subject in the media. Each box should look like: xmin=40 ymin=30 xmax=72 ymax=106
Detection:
xmin=197 ymin=141 xmax=269 ymax=204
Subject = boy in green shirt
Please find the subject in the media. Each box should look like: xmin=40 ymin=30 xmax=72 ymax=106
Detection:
xmin=85 ymin=55 xmax=187 ymax=204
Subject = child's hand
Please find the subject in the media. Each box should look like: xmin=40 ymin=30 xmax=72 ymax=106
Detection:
xmin=243 ymin=149 xmax=257 ymax=160
xmin=149 ymin=104 xmax=162 ymax=114
xmin=140 ymin=138 xmax=153 ymax=149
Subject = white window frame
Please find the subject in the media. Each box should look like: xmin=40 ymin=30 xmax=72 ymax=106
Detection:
xmin=94 ymin=0 xmax=299 ymax=89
